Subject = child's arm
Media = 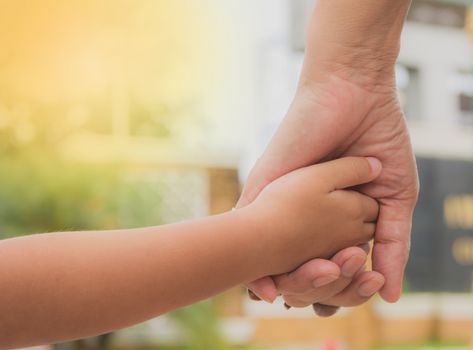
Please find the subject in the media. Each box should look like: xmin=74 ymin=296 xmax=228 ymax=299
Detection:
xmin=0 ymin=213 xmax=266 ymax=348
xmin=0 ymin=157 xmax=380 ymax=349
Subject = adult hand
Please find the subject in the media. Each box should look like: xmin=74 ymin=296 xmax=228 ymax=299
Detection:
xmin=246 ymin=245 xmax=385 ymax=317
xmin=274 ymin=246 xmax=384 ymax=317
xmin=238 ymin=0 xmax=418 ymax=308
xmin=240 ymin=75 xmax=418 ymax=306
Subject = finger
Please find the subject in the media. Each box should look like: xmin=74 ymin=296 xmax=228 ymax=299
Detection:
xmin=354 ymin=191 xmax=379 ymax=222
xmin=236 ymin=107 xmax=345 ymax=207
xmin=247 ymin=276 xmax=279 ymax=303
xmin=276 ymin=247 xmax=368 ymax=307
xmin=280 ymin=252 xmax=368 ymax=307
xmin=236 ymin=162 xmax=268 ymax=208
xmin=372 ymin=203 xmax=413 ymax=303
xmin=273 ymin=259 xmax=341 ymax=295
xmin=237 ymin=157 xmax=281 ymax=208
xmin=320 ymin=271 xmax=385 ymax=307
xmin=283 ymin=294 xmax=314 ymax=308
xmin=312 ymin=304 xmax=340 ymax=318
xmin=315 ymin=157 xmax=382 ymax=191
xmin=273 ymin=246 xmax=368 ymax=295
xmin=335 ymin=247 xmax=368 ymax=278
xmin=247 ymin=289 xmax=261 ymax=301
xmin=331 ymin=189 xmax=379 ymax=223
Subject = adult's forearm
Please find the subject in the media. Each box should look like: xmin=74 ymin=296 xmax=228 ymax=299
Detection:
xmin=301 ymin=0 xmax=411 ymax=86
xmin=0 ymin=210 xmax=264 ymax=349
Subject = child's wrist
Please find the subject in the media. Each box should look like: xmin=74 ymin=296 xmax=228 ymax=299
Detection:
xmin=228 ymin=205 xmax=288 ymax=278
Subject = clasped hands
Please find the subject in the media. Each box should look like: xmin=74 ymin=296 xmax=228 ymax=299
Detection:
xmin=237 ymin=72 xmax=418 ymax=317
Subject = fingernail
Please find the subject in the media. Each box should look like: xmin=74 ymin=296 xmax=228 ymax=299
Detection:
xmin=313 ymin=274 xmax=339 ymax=288
xmin=247 ymin=289 xmax=274 ymax=303
xmin=341 ymin=255 xmax=366 ymax=278
xmin=247 ymin=290 xmax=262 ymax=301
xmin=358 ymin=280 xmax=382 ymax=297
xmin=313 ymin=303 xmax=340 ymax=318
xmin=260 ymin=294 xmax=275 ymax=304
xmin=366 ymin=157 xmax=382 ymax=174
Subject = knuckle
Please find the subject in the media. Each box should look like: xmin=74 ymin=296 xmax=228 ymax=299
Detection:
xmin=290 ymin=259 xmax=326 ymax=294
xmin=275 ymin=273 xmax=306 ymax=294
xmin=293 ymin=289 xmax=332 ymax=305
xmin=403 ymin=239 xmax=411 ymax=259
xmin=354 ymin=199 xmax=366 ymax=219
xmin=345 ymin=195 xmax=364 ymax=219
xmin=300 ymin=262 xmax=325 ymax=282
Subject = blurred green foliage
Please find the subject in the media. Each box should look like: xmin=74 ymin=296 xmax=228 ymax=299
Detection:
xmin=0 ymin=0 xmax=224 ymax=343
xmin=0 ymin=152 xmax=123 ymax=238
xmin=169 ymin=301 xmax=229 ymax=350
xmin=0 ymin=106 xmax=226 ymax=349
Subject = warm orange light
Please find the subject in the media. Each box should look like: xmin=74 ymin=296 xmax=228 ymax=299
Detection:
xmin=0 ymin=0 xmax=220 ymax=103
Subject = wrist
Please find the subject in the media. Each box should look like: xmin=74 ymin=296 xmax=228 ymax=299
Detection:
xmin=229 ymin=205 xmax=289 ymax=279
xmin=300 ymin=45 xmax=398 ymax=91
xmin=301 ymin=0 xmax=411 ymax=90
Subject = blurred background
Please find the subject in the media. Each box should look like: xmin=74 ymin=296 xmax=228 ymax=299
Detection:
xmin=1 ymin=0 xmax=473 ymax=349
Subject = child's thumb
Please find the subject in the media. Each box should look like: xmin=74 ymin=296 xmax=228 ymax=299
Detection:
xmin=317 ymin=157 xmax=382 ymax=190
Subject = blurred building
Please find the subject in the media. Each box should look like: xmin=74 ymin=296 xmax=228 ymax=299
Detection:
xmin=23 ymin=0 xmax=473 ymax=348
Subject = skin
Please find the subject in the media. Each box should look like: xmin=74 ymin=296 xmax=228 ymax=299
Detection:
xmin=0 ymin=157 xmax=380 ymax=349
xmin=239 ymin=0 xmax=419 ymax=311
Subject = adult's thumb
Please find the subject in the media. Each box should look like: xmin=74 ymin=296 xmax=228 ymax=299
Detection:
xmin=236 ymin=163 xmax=275 ymax=208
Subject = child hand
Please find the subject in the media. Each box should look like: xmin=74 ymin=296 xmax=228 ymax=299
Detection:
xmin=246 ymin=157 xmax=381 ymax=276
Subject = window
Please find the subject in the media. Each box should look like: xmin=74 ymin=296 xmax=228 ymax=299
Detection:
xmin=449 ymin=71 xmax=473 ymax=124
xmin=290 ymin=0 xmax=468 ymax=52
xmin=396 ymin=64 xmax=422 ymax=120
xmin=459 ymin=92 xmax=473 ymax=122
xmin=407 ymin=0 xmax=467 ymax=28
